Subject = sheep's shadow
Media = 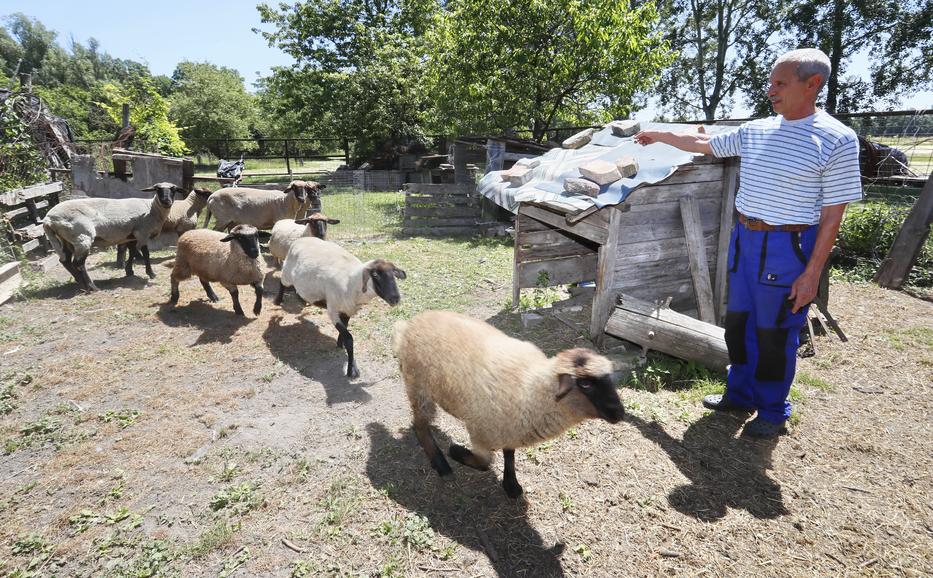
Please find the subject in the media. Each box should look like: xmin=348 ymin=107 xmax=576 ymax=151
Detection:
xmin=625 ymin=412 xmax=787 ymax=521
xmin=153 ymin=300 xmax=251 ymax=345
xmin=365 ymin=422 xmax=566 ymax=578
xmin=261 ymin=314 xmax=372 ymax=406
xmin=19 ymin=272 xmax=152 ymax=301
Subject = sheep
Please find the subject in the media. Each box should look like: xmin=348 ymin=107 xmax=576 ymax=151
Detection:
xmin=275 ymin=236 xmax=406 ymax=378
xmin=170 ymin=225 xmax=270 ymax=316
xmin=42 ymin=183 xmax=177 ymax=291
xmin=204 ymin=180 xmax=326 ymax=231
xmin=392 ymin=310 xmax=625 ymax=499
xmin=116 ymin=187 xmax=213 ymax=267
xmin=268 ymin=212 xmax=341 ymax=265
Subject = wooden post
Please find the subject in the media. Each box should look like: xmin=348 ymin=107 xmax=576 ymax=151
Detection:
xmin=453 ymin=141 xmax=469 ymax=185
xmin=343 ymin=138 xmax=350 ymax=166
xmin=714 ymin=158 xmax=738 ymax=324
xmin=590 ymin=206 xmax=623 ymax=346
xmin=512 ymin=210 xmax=523 ymax=308
xmin=680 ymin=194 xmax=716 ymax=324
xmin=485 ymin=139 xmax=505 ymax=174
xmin=874 ymin=174 xmax=933 ymax=289
xmin=121 ymin=103 xmax=130 ymax=129
xmin=605 ymin=293 xmax=729 ymax=371
xmin=284 ymin=139 xmax=292 ymax=177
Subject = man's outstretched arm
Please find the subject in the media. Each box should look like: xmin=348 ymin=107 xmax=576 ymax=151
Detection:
xmin=634 ymin=130 xmax=713 ymax=155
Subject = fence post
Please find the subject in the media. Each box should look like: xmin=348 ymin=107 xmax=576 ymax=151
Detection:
xmin=343 ymin=138 xmax=350 ymax=167
xmin=284 ymin=138 xmax=292 ymax=177
xmin=121 ymin=104 xmax=130 ymax=129
xmin=485 ymin=139 xmax=505 ymax=174
xmin=874 ymin=174 xmax=933 ymax=288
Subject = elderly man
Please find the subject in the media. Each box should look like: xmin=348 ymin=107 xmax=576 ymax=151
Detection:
xmin=634 ymin=49 xmax=862 ymax=438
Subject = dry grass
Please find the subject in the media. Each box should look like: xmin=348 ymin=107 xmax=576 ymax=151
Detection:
xmin=0 ymin=245 xmax=930 ymax=577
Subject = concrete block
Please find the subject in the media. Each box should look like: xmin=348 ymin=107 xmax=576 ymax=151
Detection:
xmin=515 ymin=157 xmax=541 ymax=169
xmin=564 ymin=177 xmax=600 ymax=197
xmin=615 ymin=156 xmax=639 ymax=178
xmin=578 ymin=159 xmax=621 ymax=186
xmin=522 ymin=312 xmax=545 ymax=329
xmin=609 ymin=120 xmax=640 ymax=137
xmin=506 ymin=165 xmax=533 ymax=187
xmin=562 ymin=128 xmax=596 ymax=149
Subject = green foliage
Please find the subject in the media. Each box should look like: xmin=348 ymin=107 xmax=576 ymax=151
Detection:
xmin=96 ymin=76 xmax=187 ymax=155
xmin=98 ymin=408 xmax=141 ymax=429
xmin=169 ymin=61 xmax=259 ymax=150
xmin=0 ymin=94 xmax=47 ymax=191
xmin=209 ymin=482 xmax=263 ymax=515
xmin=629 ymin=356 xmax=725 ymax=394
xmin=428 ymin=0 xmax=673 ymax=139
xmin=835 ymin=201 xmax=933 ymax=286
xmin=33 ymin=84 xmax=115 ymax=140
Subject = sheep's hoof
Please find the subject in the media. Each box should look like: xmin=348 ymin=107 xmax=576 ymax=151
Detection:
xmin=253 ymin=304 xmax=262 ymax=316
xmin=432 ymin=455 xmax=453 ymax=477
xmin=503 ymin=478 xmax=524 ymax=499
xmin=347 ymin=364 xmax=360 ymax=379
xmin=146 ymin=271 xmax=156 ymax=279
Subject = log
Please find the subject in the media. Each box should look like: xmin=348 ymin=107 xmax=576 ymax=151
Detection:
xmin=679 ymin=194 xmax=716 ymax=324
xmin=874 ymin=174 xmax=933 ymax=289
xmin=0 ymin=261 xmax=21 ymax=305
xmin=604 ymin=293 xmax=729 ymax=370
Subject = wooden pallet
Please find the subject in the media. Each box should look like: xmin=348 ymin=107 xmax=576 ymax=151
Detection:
xmin=1 ymin=181 xmax=63 ymax=254
xmin=402 ymin=183 xmax=482 ymax=236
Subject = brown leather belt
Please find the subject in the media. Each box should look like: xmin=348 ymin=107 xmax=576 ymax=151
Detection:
xmin=738 ymin=213 xmax=811 ymax=232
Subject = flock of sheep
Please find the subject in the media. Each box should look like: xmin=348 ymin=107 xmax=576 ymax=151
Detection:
xmin=40 ymin=181 xmax=624 ymax=499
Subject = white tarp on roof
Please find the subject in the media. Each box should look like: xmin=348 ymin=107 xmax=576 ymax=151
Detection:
xmin=477 ymin=122 xmax=734 ymax=213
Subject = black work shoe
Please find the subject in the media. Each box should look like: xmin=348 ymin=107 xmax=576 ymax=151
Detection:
xmin=742 ymin=416 xmax=788 ymax=439
xmin=702 ymin=394 xmax=754 ymax=412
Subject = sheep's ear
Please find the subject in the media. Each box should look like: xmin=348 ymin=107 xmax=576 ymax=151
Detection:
xmin=393 ymin=267 xmax=406 ymax=280
xmin=555 ymin=374 xmax=575 ymax=401
xmin=140 ymin=185 xmax=157 ymax=192
xmin=256 ymin=231 xmax=272 ymax=240
xmin=294 ymin=218 xmax=311 ymax=225
xmin=327 ymin=218 xmax=340 ymax=225
xmin=219 ymin=234 xmax=234 ymax=243
xmin=317 ymin=183 xmax=327 ymax=190
xmin=361 ymin=268 xmax=371 ymax=293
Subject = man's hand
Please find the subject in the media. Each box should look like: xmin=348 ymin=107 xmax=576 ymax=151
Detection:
xmin=634 ymin=130 xmax=666 ymax=146
xmin=788 ymin=270 xmax=819 ymax=313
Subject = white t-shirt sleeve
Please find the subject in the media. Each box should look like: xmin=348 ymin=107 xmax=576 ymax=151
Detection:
xmin=821 ymin=134 xmax=863 ymax=206
xmin=708 ymin=126 xmax=743 ymax=158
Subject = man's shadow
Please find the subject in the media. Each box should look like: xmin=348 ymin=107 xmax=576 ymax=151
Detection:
xmin=365 ymin=422 xmax=565 ymax=577
xmin=626 ymin=411 xmax=787 ymax=521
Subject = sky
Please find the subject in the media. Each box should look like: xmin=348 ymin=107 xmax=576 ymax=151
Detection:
xmin=3 ymin=1 xmax=930 ymax=119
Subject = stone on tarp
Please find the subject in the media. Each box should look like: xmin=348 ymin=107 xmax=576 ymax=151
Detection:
xmin=578 ymin=159 xmax=621 ymax=186
xmin=609 ymin=120 xmax=640 ymax=137
xmin=564 ymin=177 xmax=600 ymax=197
xmin=615 ymin=156 xmax=639 ymax=178
xmin=562 ymin=128 xmax=596 ymax=149
xmin=515 ymin=157 xmax=541 ymax=169
xmin=505 ymin=165 xmax=533 ymax=187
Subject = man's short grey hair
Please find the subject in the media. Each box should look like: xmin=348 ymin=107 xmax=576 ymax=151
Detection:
xmin=774 ymin=49 xmax=831 ymax=92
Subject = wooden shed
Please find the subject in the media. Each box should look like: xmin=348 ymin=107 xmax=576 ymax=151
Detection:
xmin=511 ymin=155 xmax=738 ymax=344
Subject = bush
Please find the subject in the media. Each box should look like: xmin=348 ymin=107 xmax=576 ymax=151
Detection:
xmin=835 ymin=201 xmax=933 ymax=286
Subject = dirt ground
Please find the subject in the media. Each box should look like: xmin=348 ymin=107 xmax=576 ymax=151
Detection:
xmin=0 ymin=247 xmax=931 ymax=577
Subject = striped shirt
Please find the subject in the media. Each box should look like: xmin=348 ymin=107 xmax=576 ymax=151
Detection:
xmin=708 ymin=110 xmax=862 ymax=225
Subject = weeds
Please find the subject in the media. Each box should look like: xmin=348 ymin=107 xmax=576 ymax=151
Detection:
xmin=98 ymin=409 xmax=141 ymax=429
xmin=189 ymin=521 xmax=240 ymax=558
xmin=210 ymin=482 xmax=263 ymax=515
xmin=318 ymin=478 xmax=360 ymax=537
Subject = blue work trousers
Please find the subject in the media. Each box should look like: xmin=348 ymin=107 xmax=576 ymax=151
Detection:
xmin=723 ymin=222 xmax=818 ymax=424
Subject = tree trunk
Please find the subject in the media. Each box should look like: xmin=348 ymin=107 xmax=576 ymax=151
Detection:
xmin=825 ymin=0 xmax=845 ymax=113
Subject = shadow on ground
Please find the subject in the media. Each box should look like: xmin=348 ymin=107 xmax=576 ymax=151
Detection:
xmin=626 ymin=412 xmax=787 ymax=521
xmin=262 ymin=314 xmax=373 ymax=405
xmin=365 ymin=422 xmax=565 ymax=578
xmin=153 ymin=300 xmax=252 ymax=345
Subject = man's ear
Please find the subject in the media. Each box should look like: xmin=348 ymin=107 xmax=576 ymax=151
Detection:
xmin=555 ymin=374 xmax=575 ymax=401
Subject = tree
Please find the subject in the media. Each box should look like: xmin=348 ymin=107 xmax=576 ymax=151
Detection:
xmin=655 ymin=0 xmax=788 ymax=121
xmin=97 ymin=75 xmax=187 ymax=156
xmin=1 ymin=13 xmax=56 ymax=79
xmin=169 ymin=61 xmax=258 ymax=150
xmin=428 ymin=0 xmax=673 ymax=140
xmin=786 ymin=0 xmax=932 ymax=112
xmin=256 ymin=0 xmax=439 ymax=163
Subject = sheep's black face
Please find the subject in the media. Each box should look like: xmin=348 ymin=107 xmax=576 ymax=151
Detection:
xmin=366 ymin=260 xmax=405 ymax=306
xmin=221 ymin=225 xmax=261 ymax=259
xmin=142 ymin=182 xmax=178 ymax=208
xmin=577 ymin=374 xmax=625 ymax=423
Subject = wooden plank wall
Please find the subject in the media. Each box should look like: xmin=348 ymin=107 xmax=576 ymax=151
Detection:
xmin=610 ymin=160 xmax=726 ymax=314
xmin=1 ymin=181 xmax=63 ymax=255
xmin=402 ymin=183 xmax=482 ymax=236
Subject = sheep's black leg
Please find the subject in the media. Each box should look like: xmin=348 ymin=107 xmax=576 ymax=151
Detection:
xmin=140 ymin=245 xmax=155 ymax=279
xmin=335 ymin=318 xmax=358 ymax=378
xmin=59 ymin=245 xmax=83 ymax=288
xmin=229 ymin=288 xmax=244 ymax=316
xmin=502 ymin=449 xmax=523 ymax=499
xmin=76 ymin=255 xmax=98 ymax=292
xmin=414 ymin=420 xmax=452 ymax=477
xmin=448 ymin=445 xmax=491 ymax=471
xmin=337 ymin=313 xmax=350 ymax=348
xmin=124 ymin=241 xmax=136 ymax=277
xmin=252 ymin=282 xmax=263 ymax=315
xmin=170 ymin=278 xmax=180 ymax=305
xmin=273 ymin=281 xmax=286 ymax=306
xmin=115 ymin=244 xmax=126 ymax=268
xmin=199 ymin=280 xmax=219 ymax=302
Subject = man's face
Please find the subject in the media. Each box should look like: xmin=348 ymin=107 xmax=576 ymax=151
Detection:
xmin=768 ymin=61 xmax=820 ymax=118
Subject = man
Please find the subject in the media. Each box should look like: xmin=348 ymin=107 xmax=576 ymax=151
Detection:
xmin=634 ymin=48 xmax=862 ymax=438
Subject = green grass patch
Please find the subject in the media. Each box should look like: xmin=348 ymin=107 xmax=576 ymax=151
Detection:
xmin=885 ymin=326 xmax=933 ymax=351
xmin=209 ymin=482 xmax=263 ymax=515
xmin=795 ymin=371 xmax=834 ymax=391
xmin=627 ymin=355 xmax=726 ymax=396
xmin=98 ymin=409 xmax=141 ymax=429
xmin=317 ymin=478 xmax=360 ymax=538
xmin=188 ymin=521 xmax=240 ymax=558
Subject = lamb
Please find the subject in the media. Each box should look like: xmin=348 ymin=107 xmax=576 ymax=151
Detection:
xmin=268 ymin=212 xmax=341 ymax=265
xmin=116 ymin=187 xmax=213 ymax=267
xmin=275 ymin=236 xmax=406 ymax=378
xmin=42 ymin=183 xmax=177 ymax=291
xmin=204 ymin=180 xmax=326 ymax=231
xmin=393 ymin=310 xmax=624 ymax=499
xmin=170 ymin=224 xmax=270 ymax=316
